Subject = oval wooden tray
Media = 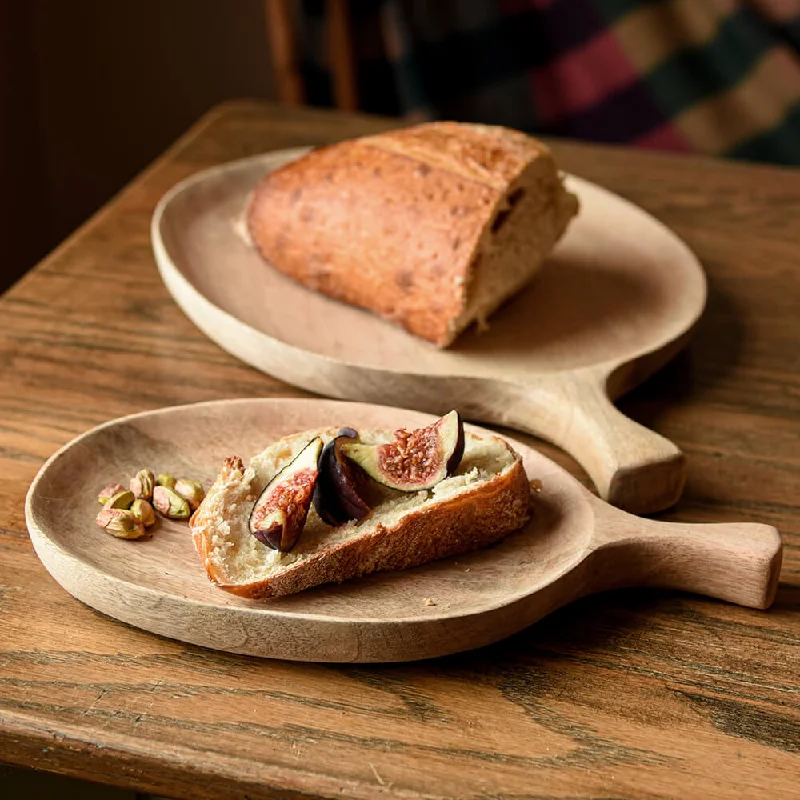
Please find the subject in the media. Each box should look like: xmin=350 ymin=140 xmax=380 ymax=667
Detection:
xmin=152 ymin=149 xmax=707 ymax=514
xmin=26 ymin=399 xmax=781 ymax=663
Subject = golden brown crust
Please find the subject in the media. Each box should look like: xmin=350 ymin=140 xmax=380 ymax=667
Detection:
xmin=246 ymin=122 xmax=568 ymax=347
xmin=364 ymin=122 xmax=548 ymax=189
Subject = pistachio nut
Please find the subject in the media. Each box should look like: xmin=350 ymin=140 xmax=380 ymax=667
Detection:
xmin=131 ymin=498 xmax=156 ymax=527
xmin=153 ymin=485 xmax=191 ymax=519
xmin=174 ymin=478 xmax=205 ymax=510
xmin=156 ymin=473 xmax=176 ymax=490
xmin=98 ymin=482 xmax=125 ymax=505
xmin=104 ymin=489 xmax=135 ymax=510
xmin=130 ymin=469 xmax=155 ymax=500
xmin=96 ymin=508 xmax=146 ymax=539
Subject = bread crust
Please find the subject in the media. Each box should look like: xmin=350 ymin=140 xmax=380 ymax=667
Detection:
xmin=190 ymin=429 xmax=532 ymax=599
xmin=246 ymin=122 xmax=575 ymax=347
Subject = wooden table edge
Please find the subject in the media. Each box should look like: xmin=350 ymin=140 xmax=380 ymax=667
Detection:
xmin=0 ymin=708 xmax=414 ymax=800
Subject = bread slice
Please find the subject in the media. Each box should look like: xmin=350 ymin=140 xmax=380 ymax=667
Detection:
xmin=190 ymin=426 xmax=532 ymax=598
xmin=246 ymin=121 xmax=579 ymax=347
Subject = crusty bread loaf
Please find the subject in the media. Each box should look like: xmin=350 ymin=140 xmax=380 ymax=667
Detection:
xmin=246 ymin=121 xmax=579 ymax=347
xmin=190 ymin=426 xmax=532 ymax=598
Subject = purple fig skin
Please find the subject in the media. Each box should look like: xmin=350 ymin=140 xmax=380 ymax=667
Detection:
xmin=313 ymin=431 xmax=370 ymax=525
xmin=313 ymin=440 xmax=341 ymax=526
xmin=331 ymin=456 xmax=371 ymax=519
xmin=251 ymin=525 xmax=283 ymax=550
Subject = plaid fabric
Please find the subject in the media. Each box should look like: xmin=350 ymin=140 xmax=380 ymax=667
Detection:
xmin=296 ymin=0 xmax=800 ymax=165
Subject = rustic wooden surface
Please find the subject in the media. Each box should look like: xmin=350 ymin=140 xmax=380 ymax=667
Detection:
xmin=0 ymin=100 xmax=798 ymax=799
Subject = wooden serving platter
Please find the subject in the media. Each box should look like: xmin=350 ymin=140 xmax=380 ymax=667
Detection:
xmin=152 ymin=149 xmax=707 ymax=515
xmin=26 ymin=399 xmax=781 ymax=663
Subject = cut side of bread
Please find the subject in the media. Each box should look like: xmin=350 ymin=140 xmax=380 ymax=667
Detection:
xmin=246 ymin=121 xmax=579 ymax=347
xmin=190 ymin=426 xmax=532 ymax=599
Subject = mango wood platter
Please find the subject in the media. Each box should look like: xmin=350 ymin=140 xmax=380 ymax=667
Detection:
xmin=26 ymin=399 xmax=781 ymax=663
xmin=151 ymin=148 xmax=707 ymax=515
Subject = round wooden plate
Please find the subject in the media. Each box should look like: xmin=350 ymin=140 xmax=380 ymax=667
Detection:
xmin=152 ymin=149 xmax=706 ymax=515
xmin=26 ymin=399 xmax=781 ymax=663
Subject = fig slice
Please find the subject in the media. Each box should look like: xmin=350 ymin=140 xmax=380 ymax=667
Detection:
xmin=313 ymin=428 xmax=371 ymax=526
xmin=249 ymin=437 xmax=323 ymax=551
xmin=339 ymin=410 xmax=465 ymax=492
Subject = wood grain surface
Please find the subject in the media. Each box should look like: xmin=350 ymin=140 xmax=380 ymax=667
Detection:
xmin=0 ymin=101 xmax=798 ymax=799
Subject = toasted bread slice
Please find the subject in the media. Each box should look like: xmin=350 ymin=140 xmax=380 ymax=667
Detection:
xmin=190 ymin=426 xmax=532 ymax=598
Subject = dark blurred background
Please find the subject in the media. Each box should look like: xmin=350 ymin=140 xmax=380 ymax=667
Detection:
xmin=2 ymin=0 xmax=799 ymax=294
xmin=0 ymin=0 xmax=276 ymax=292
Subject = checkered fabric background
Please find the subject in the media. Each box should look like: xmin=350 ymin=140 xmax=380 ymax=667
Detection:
xmin=297 ymin=0 xmax=800 ymax=165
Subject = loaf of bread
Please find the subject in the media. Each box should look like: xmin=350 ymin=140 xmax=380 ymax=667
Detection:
xmin=246 ymin=122 xmax=579 ymax=347
xmin=190 ymin=426 xmax=532 ymax=598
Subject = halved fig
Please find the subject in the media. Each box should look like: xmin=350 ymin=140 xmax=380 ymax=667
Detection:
xmin=339 ymin=410 xmax=465 ymax=492
xmin=313 ymin=428 xmax=371 ymax=526
xmin=249 ymin=437 xmax=322 ymax=551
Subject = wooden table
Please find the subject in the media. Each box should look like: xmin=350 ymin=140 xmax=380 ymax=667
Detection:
xmin=1 ymin=101 xmax=797 ymax=799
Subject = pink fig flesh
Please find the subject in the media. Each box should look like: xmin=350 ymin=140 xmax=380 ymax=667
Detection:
xmin=249 ymin=437 xmax=322 ymax=551
xmin=339 ymin=410 xmax=465 ymax=492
